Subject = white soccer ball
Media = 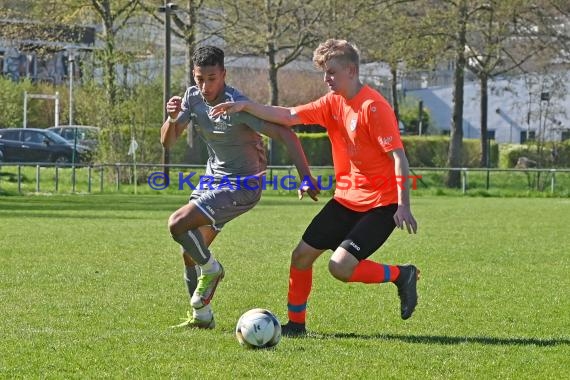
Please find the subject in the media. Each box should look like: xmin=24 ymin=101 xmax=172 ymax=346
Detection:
xmin=235 ymin=308 xmax=282 ymax=349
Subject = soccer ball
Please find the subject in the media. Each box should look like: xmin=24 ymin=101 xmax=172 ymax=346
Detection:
xmin=235 ymin=308 xmax=282 ymax=349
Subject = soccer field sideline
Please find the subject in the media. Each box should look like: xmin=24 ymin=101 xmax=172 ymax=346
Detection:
xmin=0 ymin=194 xmax=568 ymax=378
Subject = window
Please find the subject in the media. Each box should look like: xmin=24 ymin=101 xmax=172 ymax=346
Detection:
xmin=0 ymin=130 xmax=20 ymax=141
xmin=23 ymin=131 xmax=45 ymax=144
xmin=520 ymin=131 xmax=535 ymax=144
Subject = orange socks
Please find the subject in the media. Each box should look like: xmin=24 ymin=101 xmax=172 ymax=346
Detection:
xmin=348 ymin=260 xmax=400 ymax=283
xmin=287 ymin=266 xmax=313 ymax=324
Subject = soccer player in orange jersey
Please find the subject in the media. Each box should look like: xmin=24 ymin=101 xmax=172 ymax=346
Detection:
xmin=210 ymin=39 xmax=419 ymax=336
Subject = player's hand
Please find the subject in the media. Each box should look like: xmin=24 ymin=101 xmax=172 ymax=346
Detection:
xmin=166 ymin=96 xmax=182 ymax=118
xmin=298 ymin=176 xmax=320 ymax=201
xmin=393 ymin=204 xmax=417 ymax=234
xmin=209 ymin=101 xmax=247 ymax=118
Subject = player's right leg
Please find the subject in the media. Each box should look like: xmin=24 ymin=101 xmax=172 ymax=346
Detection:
xmin=282 ymin=199 xmax=356 ymax=336
xmin=281 ymin=240 xmax=325 ymax=336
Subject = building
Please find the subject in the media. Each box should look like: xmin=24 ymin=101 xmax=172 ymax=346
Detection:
xmin=408 ymin=75 xmax=570 ymax=144
xmin=0 ymin=19 xmax=95 ymax=84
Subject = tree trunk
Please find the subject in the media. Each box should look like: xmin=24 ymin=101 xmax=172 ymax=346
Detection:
xmin=267 ymin=52 xmax=278 ymax=165
xmin=267 ymin=43 xmax=279 ymax=106
xmin=102 ymin=19 xmax=117 ymax=107
xmin=185 ymin=0 xmax=196 ymax=87
xmin=479 ymin=74 xmax=489 ymax=167
xmin=446 ymin=1 xmax=467 ymax=188
xmin=390 ymin=64 xmax=400 ymax=121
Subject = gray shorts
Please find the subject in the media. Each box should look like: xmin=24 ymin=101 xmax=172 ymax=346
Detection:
xmin=189 ymin=177 xmax=262 ymax=231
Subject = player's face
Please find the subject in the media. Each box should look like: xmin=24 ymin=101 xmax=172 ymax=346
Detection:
xmin=193 ymin=64 xmax=226 ymax=103
xmin=322 ymin=58 xmax=355 ymax=96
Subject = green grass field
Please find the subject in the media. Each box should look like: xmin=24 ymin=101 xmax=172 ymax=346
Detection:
xmin=0 ymin=194 xmax=569 ymax=379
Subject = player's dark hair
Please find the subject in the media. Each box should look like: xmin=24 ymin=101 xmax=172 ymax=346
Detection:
xmin=192 ymin=45 xmax=225 ymax=69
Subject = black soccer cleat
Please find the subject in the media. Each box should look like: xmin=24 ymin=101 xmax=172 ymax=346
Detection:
xmin=281 ymin=321 xmax=307 ymax=337
xmin=394 ymin=265 xmax=420 ymax=320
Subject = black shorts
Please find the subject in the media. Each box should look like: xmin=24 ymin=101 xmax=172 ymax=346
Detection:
xmin=302 ymin=198 xmax=398 ymax=261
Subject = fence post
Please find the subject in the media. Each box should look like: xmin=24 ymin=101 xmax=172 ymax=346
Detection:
xmin=88 ymin=165 xmax=92 ymax=193
xmin=17 ymin=165 xmax=22 ymax=194
xmin=115 ymin=164 xmax=120 ymax=192
xmin=55 ymin=165 xmax=59 ymax=193
xmin=35 ymin=165 xmax=40 ymax=193
xmin=72 ymin=165 xmax=76 ymax=193
xmin=100 ymin=166 xmax=104 ymax=193
xmin=461 ymin=168 xmax=467 ymax=194
xmin=551 ymin=169 xmax=556 ymax=194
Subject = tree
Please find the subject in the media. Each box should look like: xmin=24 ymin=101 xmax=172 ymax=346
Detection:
xmin=140 ymin=0 xmax=239 ymax=88
xmin=355 ymin=1 xmax=442 ymax=124
xmin=35 ymin=1 xmax=143 ymax=108
xmin=462 ymin=0 xmax=564 ymax=168
xmin=222 ymin=0 xmax=325 ymax=106
xmin=412 ymin=0 xmax=471 ymax=187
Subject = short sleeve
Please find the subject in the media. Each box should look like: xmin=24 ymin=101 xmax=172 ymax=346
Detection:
xmin=292 ymin=95 xmax=330 ymax=129
xmin=176 ymin=88 xmax=193 ymax=126
xmin=235 ymin=111 xmax=265 ymax=132
xmin=367 ymin=101 xmax=403 ymax=153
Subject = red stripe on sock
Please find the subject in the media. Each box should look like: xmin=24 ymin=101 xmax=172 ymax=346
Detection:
xmin=287 ymin=266 xmax=312 ymax=324
xmin=348 ymin=260 xmax=400 ymax=283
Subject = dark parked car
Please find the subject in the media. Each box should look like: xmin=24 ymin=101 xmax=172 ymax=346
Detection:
xmin=0 ymin=128 xmax=92 ymax=163
xmin=48 ymin=125 xmax=100 ymax=150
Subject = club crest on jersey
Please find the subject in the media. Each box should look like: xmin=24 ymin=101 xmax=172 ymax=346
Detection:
xmin=209 ymin=112 xmax=230 ymax=133
xmin=349 ymin=118 xmax=357 ymax=131
xmin=378 ymin=136 xmax=393 ymax=146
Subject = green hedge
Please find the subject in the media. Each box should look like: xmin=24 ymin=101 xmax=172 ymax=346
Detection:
xmin=98 ymin=125 xmax=191 ymax=164
xmin=499 ymin=141 xmax=570 ymax=168
xmin=403 ymin=136 xmax=499 ymax=168
xmin=270 ymin=134 xmax=498 ymax=168
xmin=267 ymin=133 xmax=332 ymax=166
xmin=98 ymin=127 xmax=503 ymax=169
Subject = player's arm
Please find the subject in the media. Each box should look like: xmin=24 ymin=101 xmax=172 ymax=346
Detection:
xmin=257 ymin=121 xmax=319 ymax=201
xmin=210 ymin=101 xmax=301 ymax=127
xmin=161 ymin=96 xmax=187 ymax=148
xmin=389 ymin=148 xmax=417 ymax=234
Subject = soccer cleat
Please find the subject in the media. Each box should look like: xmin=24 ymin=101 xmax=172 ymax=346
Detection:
xmin=191 ymin=263 xmax=225 ymax=309
xmin=281 ymin=321 xmax=307 ymax=337
xmin=171 ymin=311 xmax=215 ymax=329
xmin=394 ymin=265 xmax=420 ymax=320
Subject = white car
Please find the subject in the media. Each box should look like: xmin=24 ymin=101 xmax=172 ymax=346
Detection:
xmin=48 ymin=125 xmax=100 ymax=149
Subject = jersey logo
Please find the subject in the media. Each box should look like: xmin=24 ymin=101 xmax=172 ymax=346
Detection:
xmin=378 ymin=136 xmax=393 ymax=146
xmin=349 ymin=118 xmax=357 ymax=131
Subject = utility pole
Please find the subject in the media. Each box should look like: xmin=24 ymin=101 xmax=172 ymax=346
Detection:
xmin=158 ymin=2 xmax=177 ymax=177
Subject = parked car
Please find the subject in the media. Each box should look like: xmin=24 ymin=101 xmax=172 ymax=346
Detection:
xmin=0 ymin=128 xmax=92 ymax=163
xmin=48 ymin=125 xmax=100 ymax=149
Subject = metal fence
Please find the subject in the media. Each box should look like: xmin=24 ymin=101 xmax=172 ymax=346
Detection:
xmin=0 ymin=162 xmax=569 ymax=195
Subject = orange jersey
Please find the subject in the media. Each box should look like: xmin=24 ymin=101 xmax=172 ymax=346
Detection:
xmin=293 ymin=85 xmax=403 ymax=212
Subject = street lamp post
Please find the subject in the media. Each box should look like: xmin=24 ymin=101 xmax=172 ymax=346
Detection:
xmin=158 ymin=2 xmax=177 ymax=178
xmin=68 ymin=48 xmax=75 ymax=126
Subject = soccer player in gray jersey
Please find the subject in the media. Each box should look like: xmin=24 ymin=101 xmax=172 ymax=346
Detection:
xmin=161 ymin=45 xmax=319 ymax=329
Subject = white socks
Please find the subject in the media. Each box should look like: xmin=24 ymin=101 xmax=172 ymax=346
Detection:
xmin=200 ymin=256 xmax=220 ymax=275
xmin=193 ymin=304 xmax=213 ymax=321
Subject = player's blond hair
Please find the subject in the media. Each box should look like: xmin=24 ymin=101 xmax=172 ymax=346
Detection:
xmin=312 ymin=39 xmax=360 ymax=71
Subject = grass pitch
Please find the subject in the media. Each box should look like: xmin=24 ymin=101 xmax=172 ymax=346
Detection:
xmin=0 ymin=194 xmax=568 ymax=378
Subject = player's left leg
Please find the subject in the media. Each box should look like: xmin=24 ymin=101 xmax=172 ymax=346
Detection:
xmin=328 ymin=204 xmax=420 ymax=320
xmin=182 ymin=183 xmax=261 ymax=327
